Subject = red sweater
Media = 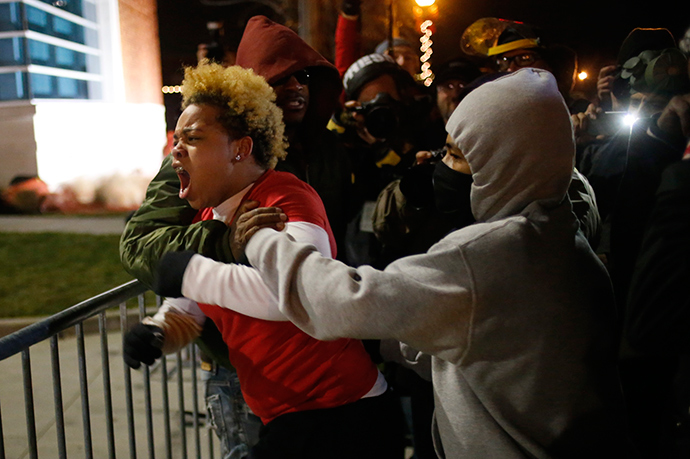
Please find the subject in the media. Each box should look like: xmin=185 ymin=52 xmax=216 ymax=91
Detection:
xmin=196 ymin=170 xmax=378 ymax=424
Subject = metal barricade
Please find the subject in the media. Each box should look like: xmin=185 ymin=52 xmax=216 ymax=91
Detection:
xmin=0 ymin=280 xmax=218 ymax=459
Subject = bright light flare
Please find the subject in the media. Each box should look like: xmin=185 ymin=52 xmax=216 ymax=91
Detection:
xmin=623 ymin=113 xmax=638 ymax=127
xmin=578 ymin=71 xmax=588 ymax=81
xmin=415 ymin=0 xmax=435 ymax=6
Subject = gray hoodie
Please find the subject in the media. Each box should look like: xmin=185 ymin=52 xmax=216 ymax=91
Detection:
xmin=246 ymin=69 xmax=632 ymax=457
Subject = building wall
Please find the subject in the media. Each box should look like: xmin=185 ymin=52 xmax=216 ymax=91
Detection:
xmin=118 ymin=0 xmax=163 ymax=104
xmin=0 ymin=0 xmax=166 ymax=190
xmin=34 ymin=101 xmax=166 ymax=188
xmin=0 ymin=104 xmax=38 ymax=187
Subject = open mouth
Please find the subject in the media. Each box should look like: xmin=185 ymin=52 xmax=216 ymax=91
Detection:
xmin=279 ymin=93 xmax=306 ymax=111
xmin=285 ymin=97 xmax=305 ymax=110
xmin=175 ymin=166 xmax=191 ymax=199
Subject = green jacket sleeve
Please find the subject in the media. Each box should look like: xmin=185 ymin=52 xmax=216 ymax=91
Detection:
xmin=119 ymin=154 xmax=237 ymax=289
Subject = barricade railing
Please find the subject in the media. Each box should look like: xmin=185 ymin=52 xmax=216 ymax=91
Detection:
xmin=0 ymin=280 xmax=219 ymax=459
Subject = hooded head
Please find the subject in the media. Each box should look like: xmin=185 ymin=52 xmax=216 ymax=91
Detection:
xmin=445 ymin=68 xmax=574 ymax=222
xmin=235 ymin=16 xmax=342 ymax=131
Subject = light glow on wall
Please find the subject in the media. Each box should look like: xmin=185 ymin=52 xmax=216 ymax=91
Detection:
xmin=33 ymin=101 xmax=166 ymax=190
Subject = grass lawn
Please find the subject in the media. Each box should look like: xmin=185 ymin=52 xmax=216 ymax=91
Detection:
xmin=0 ymin=232 xmax=136 ymax=318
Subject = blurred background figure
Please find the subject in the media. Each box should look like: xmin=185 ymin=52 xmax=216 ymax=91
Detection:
xmin=196 ymin=21 xmax=236 ymax=66
xmin=570 ymin=27 xmax=690 ymax=459
xmin=0 ymin=176 xmax=50 ymax=214
xmin=432 ymin=56 xmax=482 ymax=123
xmin=376 ymin=37 xmax=420 ymax=78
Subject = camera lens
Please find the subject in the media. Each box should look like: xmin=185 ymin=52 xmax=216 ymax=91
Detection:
xmin=365 ymin=105 xmax=398 ymax=139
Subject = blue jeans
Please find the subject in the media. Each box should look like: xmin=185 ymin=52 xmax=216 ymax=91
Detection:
xmin=202 ymin=365 xmax=262 ymax=459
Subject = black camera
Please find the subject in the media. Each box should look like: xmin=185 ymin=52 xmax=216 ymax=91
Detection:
xmin=354 ymin=92 xmax=402 ymax=140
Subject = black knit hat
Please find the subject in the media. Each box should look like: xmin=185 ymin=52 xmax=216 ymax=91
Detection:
xmin=434 ymin=57 xmax=482 ymax=86
xmin=342 ymin=53 xmax=407 ymax=100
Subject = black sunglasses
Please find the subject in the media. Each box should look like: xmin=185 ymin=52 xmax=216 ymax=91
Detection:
xmin=273 ymin=69 xmax=310 ymax=86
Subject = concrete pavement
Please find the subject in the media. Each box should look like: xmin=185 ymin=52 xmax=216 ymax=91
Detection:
xmin=0 ymin=215 xmax=127 ymax=235
xmin=0 ymin=331 xmax=218 ymax=459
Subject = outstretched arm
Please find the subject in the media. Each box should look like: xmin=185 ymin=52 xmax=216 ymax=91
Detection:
xmin=155 ymin=220 xmax=329 ymax=322
xmin=245 ymin=228 xmax=475 ymax=364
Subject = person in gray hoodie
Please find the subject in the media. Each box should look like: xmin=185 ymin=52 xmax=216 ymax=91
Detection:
xmin=158 ymin=68 xmax=634 ymax=457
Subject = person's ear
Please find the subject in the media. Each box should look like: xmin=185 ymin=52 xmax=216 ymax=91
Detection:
xmin=233 ymin=136 xmax=254 ymax=162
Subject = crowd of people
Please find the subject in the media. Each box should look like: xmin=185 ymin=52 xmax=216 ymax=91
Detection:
xmin=119 ymin=3 xmax=690 ymax=458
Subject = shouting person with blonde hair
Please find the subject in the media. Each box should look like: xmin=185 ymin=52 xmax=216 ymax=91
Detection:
xmin=122 ymin=62 xmax=402 ymax=458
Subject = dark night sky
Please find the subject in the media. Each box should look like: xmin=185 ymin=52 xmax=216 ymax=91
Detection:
xmin=157 ymin=0 xmax=689 ymax=125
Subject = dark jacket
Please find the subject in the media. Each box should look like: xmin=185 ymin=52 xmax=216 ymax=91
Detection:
xmin=237 ymin=16 xmax=355 ymax=259
xmin=578 ymin=117 xmax=685 ymax=310
xmin=622 ymin=160 xmax=690 ymax=459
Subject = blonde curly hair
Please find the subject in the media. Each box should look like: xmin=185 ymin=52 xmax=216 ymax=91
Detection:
xmin=181 ymin=61 xmax=288 ymax=169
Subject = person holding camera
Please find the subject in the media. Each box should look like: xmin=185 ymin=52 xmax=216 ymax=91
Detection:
xmin=575 ymin=28 xmax=689 ymax=307
xmin=573 ymin=29 xmax=690 ymax=457
xmin=625 ymin=92 xmax=690 ymax=459
xmin=329 ymin=53 xmax=437 ymax=268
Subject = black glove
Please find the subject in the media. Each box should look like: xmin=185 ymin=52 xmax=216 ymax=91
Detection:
xmin=123 ymin=323 xmax=164 ymax=369
xmin=152 ymin=250 xmax=195 ymax=298
xmin=341 ymin=0 xmax=360 ymax=16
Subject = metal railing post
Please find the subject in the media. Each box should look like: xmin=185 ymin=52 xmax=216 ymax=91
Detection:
xmin=0 ymin=281 xmax=221 ymax=459
xmin=21 ymin=349 xmax=38 ymax=459
xmin=76 ymin=322 xmax=94 ymax=459
xmin=191 ymin=345 xmax=201 ymax=459
xmin=0 ymin=399 xmax=5 ymax=459
xmin=99 ymin=311 xmax=117 ymax=459
xmin=50 ymin=335 xmax=67 ymax=459
xmin=138 ymin=294 xmax=156 ymax=459
xmin=120 ymin=301 xmax=138 ymax=459
xmin=157 ymin=294 xmax=173 ymax=459
xmin=177 ymin=351 xmax=187 ymax=459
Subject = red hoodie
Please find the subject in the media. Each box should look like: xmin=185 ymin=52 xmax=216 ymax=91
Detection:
xmin=235 ymin=15 xmax=342 ymax=134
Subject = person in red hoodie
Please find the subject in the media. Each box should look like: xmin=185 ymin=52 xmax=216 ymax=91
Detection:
xmin=237 ymin=16 xmax=357 ymax=264
xmin=122 ymin=54 xmax=402 ymax=459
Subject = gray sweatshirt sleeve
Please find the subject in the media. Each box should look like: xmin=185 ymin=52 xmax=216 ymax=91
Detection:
xmin=246 ymin=228 xmax=475 ymax=364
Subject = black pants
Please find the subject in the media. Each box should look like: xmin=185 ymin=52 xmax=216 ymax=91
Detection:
xmin=249 ymin=389 xmax=405 ymax=459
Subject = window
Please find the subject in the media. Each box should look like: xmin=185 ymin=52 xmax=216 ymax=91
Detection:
xmin=0 ymin=1 xmax=99 ymax=100
xmin=0 ymin=38 xmax=26 ymax=66
xmin=29 ymin=72 xmax=90 ymax=99
xmin=36 ymin=0 xmax=84 ymax=18
xmin=0 ymin=3 xmax=23 ymax=32
xmin=0 ymin=72 xmax=28 ymax=100
xmin=27 ymin=39 xmax=88 ymax=72
xmin=26 ymin=5 xmax=86 ymax=45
